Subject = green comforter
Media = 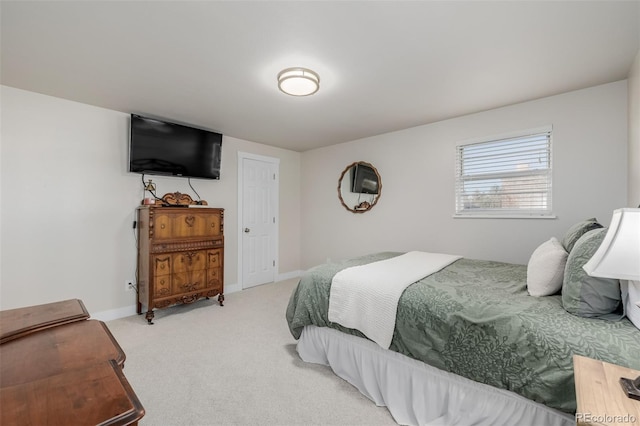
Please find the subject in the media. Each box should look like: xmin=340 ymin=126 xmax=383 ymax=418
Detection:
xmin=285 ymin=252 xmax=640 ymax=413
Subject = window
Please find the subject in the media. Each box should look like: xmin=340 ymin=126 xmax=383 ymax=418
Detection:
xmin=455 ymin=127 xmax=553 ymax=217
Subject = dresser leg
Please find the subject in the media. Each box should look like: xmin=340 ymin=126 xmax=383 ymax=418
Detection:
xmin=218 ymin=294 xmax=224 ymax=306
xmin=145 ymin=311 xmax=155 ymax=325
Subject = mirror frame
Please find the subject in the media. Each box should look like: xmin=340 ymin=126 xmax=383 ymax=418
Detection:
xmin=337 ymin=161 xmax=382 ymax=214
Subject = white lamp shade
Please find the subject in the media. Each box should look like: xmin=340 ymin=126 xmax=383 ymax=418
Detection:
xmin=583 ymin=208 xmax=640 ymax=280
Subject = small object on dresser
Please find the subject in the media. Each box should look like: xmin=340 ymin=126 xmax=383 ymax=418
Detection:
xmin=355 ymin=201 xmax=371 ymax=210
xmin=621 ymin=376 xmax=640 ymax=401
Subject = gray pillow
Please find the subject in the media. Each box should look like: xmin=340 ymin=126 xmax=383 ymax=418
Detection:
xmin=561 ymin=218 xmax=602 ymax=253
xmin=562 ymin=228 xmax=622 ymax=319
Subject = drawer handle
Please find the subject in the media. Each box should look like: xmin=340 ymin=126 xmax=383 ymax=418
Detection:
xmin=161 ymin=224 xmax=166 ymax=229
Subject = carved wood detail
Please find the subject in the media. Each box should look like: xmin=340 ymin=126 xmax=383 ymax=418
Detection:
xmin=156 ymin=192 xmax=208 ymax=206
xmin=150 ymin=239 xmax=222 ymax=253
xmin=180 ymin=294 xmax=201 ymax=304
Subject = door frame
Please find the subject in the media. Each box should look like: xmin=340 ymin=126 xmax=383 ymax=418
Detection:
xmin=237 ymin=151 xmax=280 ymax=289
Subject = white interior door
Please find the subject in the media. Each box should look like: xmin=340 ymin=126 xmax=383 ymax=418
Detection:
xmin=239 ymin=154 xmax=278 ymax=289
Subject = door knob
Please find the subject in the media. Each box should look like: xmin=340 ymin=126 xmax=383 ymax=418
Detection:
xmin=244 ymin=228 xmax=250 ymax=233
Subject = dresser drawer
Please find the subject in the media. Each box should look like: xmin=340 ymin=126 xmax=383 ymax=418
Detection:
xmin=207 ymin=249 xmax=222 ymax=268
xmin=207 ymin=268 xmax=222 ymax=288
xmin=173 ymin=271 xmax=206 ymax=293
xmin=154 ymin=275 xmax=172 ymax=297
xmin=153 ymin=212 xmax=222 ymax=240
xmin=173 ymin=251 xmax=207 ymax=273
xmin=153 ymin=255 xmax=172 ymax=276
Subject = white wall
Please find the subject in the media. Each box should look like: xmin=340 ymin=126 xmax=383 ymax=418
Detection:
xmin=301 ymin=81 xmax=629 ymax=268
xmin=0 ymin=78 xmax=632 ymax=315
xmin=628 ymin=49 xmax=640 ymax=208
xmin=0 ymin=86 xmax=301 ymax=317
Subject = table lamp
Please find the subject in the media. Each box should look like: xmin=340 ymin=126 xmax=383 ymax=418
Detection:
xmin=583 ymin=207 xmax=640 ymax=401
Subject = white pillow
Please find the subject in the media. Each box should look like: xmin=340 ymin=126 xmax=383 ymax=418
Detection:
xmin=527 ymin=237 xmax=568 ymax=297
xmin=621 ymin=280 xmax=640 ymax=330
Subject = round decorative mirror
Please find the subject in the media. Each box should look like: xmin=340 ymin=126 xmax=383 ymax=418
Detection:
xmin=338 ymin=161 xmax=382 ymax=213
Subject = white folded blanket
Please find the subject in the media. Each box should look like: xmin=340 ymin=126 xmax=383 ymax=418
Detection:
xmin=328 ymin=251 xmax=462 ymax=349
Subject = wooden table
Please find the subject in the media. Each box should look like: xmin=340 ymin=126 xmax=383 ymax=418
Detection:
xmin=1 ymin=359 xmax=144 ymax=426
xmin=0 ymin=320 xmax=126 ymax=387
xmin=0 ymin=298 xmax=89 ymax=344
xmin=0 ymin=303 xmax=144 ymax=425
xmin=574 ymin=355 xmax=640 ymax=426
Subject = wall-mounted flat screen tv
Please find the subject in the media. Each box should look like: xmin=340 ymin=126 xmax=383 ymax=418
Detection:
xmin=351 ymin=163 xmax=379 ymax=194
xmin=129 ymin=114 xmax=222 ymax=180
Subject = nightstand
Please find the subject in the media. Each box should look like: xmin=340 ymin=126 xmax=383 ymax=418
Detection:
xmin=573 ymin=355 xmax=640 ymax=426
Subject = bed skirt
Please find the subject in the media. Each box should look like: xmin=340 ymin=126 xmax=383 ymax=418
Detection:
xmin=297 ymin=325 xmax=574 ymax=426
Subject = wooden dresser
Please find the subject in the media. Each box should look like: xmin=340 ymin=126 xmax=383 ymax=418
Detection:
xmin=137 ymin=199 xmax=224 ymax=324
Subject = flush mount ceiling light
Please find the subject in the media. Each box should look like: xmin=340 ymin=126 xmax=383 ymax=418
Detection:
xmin=277 ymin=67 xmax=320 ymax=96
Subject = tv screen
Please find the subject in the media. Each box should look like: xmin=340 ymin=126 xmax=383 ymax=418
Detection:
xmin=351 ymin=163 xmax=379 ymax=194
xmin=129 ymin=114 xmax=222 ymax=180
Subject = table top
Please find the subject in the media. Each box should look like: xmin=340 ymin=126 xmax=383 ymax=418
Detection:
xmin=0 ymin=298 xmax=89 ymax=344
xmin=1 ymin=359 xmax=145 ymax=426
xmin=574 ymin=355 xmax=640 ymax=426
xmin=0 ymin=319 xmax=125 ymax=387
xmin=0 ymin=300 xmax=144 ymax=426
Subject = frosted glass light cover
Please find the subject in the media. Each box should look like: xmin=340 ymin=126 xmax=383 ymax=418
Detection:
xmin=278 ymin=68 xmax=320 ymax=96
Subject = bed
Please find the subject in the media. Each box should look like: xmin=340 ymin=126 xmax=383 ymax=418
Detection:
xmin=285 ymin=250 xmax=640 ymax=426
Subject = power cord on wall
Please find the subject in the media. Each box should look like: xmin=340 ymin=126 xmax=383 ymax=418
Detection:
xmin=131 ymin=219 xmax=140 ymax=296
xmin=188 ymin=177 xmax=202 ymax=203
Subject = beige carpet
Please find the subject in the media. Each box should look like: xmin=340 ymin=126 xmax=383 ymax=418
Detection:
xmin=107 ymin=278 xmax=396 ymax=426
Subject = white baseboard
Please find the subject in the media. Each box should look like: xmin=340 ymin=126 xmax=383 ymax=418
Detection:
xmin=95 ymin=273 xmax=301 ymax=322
xmin=92 ymin=304 xmax=138 ymax=322
xmin=277 ymin=270 xmax=303 ymax=281
xmin=95 ymin=283 xmax=243 ymax=321
xmin=224 ymin=282 xmax=242 ymax=294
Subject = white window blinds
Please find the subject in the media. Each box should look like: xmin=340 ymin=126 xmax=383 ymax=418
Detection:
xmin=455 ymin=128 xmax=552 ymax=217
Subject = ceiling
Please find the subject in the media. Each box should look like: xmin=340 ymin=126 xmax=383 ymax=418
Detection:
xmin=1 ymin=1 xmax=639 ymax=152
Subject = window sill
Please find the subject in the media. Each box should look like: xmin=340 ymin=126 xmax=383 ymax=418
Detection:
xmin=452 ymin=214 xmax=557 ymax=219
